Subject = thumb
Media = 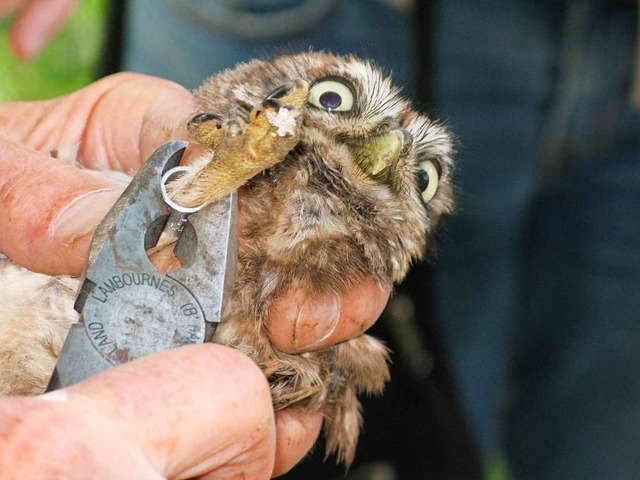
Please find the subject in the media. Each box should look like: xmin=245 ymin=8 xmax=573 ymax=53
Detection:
xmin=0 ymin=345 xmax=277 ymax=479
xmin=0 ymin=139 xmax=122 ymax=275
xmin=71 ymin=344 xmax=277 ymax=479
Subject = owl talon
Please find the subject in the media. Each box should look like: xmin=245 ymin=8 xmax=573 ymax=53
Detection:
xmin=254 ymin=78 xmax=309 ymax=118
xmin=266 ymin=81 xmax=295 ymax=100
xmin=224 ymin=115 xmax=245 ymax=139
xmin=187 ymin=113 xmax=225 ymax=148
xmin=251 ymin=81 xmax=308 ymax=138
xmin=260 ymin=97 xmax=291 ymax=111
xmin=189 ymin=112 xmax=224 ymax=127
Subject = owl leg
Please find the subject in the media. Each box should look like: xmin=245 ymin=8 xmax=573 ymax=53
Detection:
xmin=251 ymin=333 xmax=390 ymax=467
xmin=168 ymin=79 xmax=309 ymax=208
xmin=322 ymin=335 xmax=390 ymax=466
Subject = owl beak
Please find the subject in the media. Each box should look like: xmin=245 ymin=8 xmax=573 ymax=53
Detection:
xmin=354 ymin=128 xmax=413 ymax=177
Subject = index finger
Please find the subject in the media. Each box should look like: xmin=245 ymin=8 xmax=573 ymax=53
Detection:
xmin=0 ymin=73 xmax=194 ymax=172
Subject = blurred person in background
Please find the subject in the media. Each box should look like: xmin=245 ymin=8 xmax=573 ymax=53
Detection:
xmin=4 ymin=1 xmax=640 ymax=479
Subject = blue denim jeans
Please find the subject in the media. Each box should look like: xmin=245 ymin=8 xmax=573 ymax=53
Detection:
xmin=434 ymin=1 xmax=640 ymax=478
xmin=122 ymin=1 xmax=640 ymax=478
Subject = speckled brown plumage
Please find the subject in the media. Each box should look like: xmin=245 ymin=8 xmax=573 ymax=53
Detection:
xmin=190 ymin=52 xmax=454 ymax=464
xmin=0 ymin=52 xmax=454 ymax=466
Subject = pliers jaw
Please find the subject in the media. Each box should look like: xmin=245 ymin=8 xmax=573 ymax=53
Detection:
xmin=46 ymin=141 xmax=237 ymax=391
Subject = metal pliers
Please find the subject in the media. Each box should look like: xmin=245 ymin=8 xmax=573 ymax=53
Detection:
xmin=46 ymin=141 xmax=237 ymax=391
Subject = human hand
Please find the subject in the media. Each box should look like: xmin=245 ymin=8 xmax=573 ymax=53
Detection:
xmin=0 ymin=73 xmax=391 ymax=472
xmin=0 ymin=343 xmax=318 ymax=478
xmin=0 ymin=0 xmax=79 ymax=59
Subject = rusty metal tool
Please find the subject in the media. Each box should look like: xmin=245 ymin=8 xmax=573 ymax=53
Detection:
xmin=46 ymin=141 xmax=237 ymax=391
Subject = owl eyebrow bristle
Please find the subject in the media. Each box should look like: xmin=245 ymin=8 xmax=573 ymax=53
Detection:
xmin=366 ymin=95 xmax=404 ymax=119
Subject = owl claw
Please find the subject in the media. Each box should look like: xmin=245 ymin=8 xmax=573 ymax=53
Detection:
xmin=223 ymin=113 xmax=245 ymax=139
xmin=189 ymin=112 xmax=223 ymax=127
xmin=260 ymin=97 xmax=290 ymax=110
xmin=266 ymin=81 xmax=295 ymax=100
xmin=187 ymin=113 xmax=224 ymax=147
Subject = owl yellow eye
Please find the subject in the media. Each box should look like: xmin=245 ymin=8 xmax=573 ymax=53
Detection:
xmin=308 ymin=78 xmax=355 ymax=112
xmin=418 ymin=160 xmax=439 ymax=203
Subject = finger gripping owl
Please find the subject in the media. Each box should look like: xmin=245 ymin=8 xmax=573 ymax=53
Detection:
xmin=0 ymin=52 xmax=454 ymax=467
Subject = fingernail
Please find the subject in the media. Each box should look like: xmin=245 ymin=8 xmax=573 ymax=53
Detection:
xmin=293 ymin=294 xmax=340 ymax=350
xmin=51 ymin=189 xmax=122 ymax=245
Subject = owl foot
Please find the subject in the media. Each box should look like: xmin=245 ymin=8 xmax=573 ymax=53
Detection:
xmin=186 ymin=79 xmax=309 ymax=154
xmin=169 ymin=79 xmax=309 ymax=208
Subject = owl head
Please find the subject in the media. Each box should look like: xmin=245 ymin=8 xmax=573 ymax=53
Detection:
xmin=194 ymin=52 xmax=454 ymax=290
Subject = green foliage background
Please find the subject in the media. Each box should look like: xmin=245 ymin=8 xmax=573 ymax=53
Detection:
xmin=0 ymin=0 xmax=108 ymax=101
